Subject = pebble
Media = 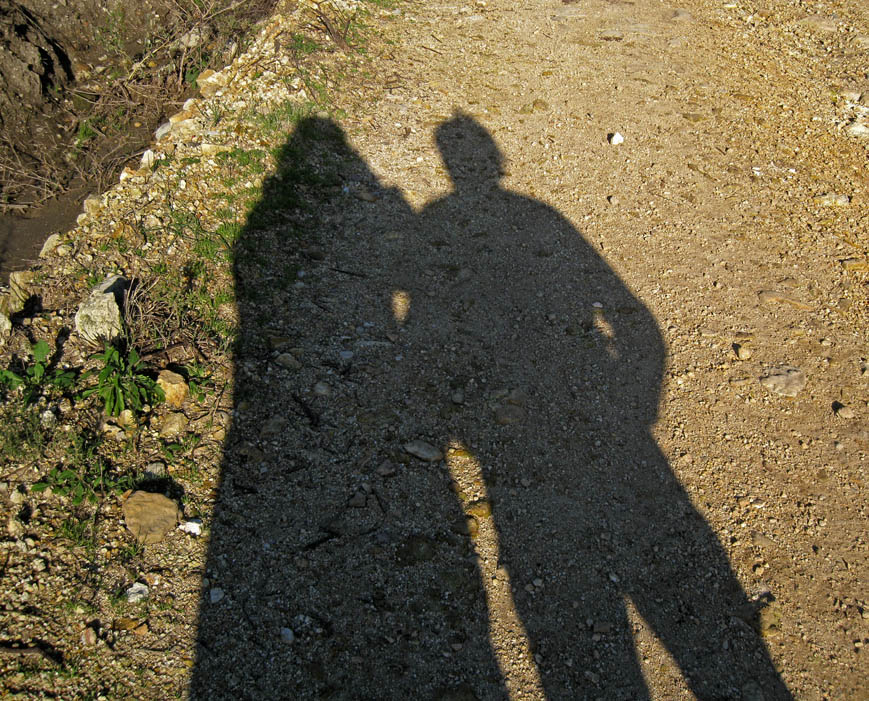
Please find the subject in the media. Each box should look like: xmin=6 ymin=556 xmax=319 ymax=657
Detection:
xmin=81 ymin=626 xmax=98 ymax=646
xmin=275 ymin=352 xmax=302 ymax=370
xmin=845 ymin=121 xmax=869 ymax=138
xmin=125 ymin=582 xmax=149 ymax=603
xmin=494 ymin=404 xmax=525 ymax=425
xmin=608 ymin=132 xmax=624 ymax=145
xmin=734 ymin=344 xmax=752 ymax=361
xmin=39 ymin=233 xmax=62 ymax=258
xmin=466 ymin=500 xmax=492 ymax=518
xmin=313 ymin=381 xmax=331 ymax=396
xmin=403 ymin=440 xmax=443 ymax=462
xmin=260 ymin=415 xmax=287 ymax=439
xmin=759 ymin=367 xmax=806 ymax=397
xmin=818 ymin=193 xmax=850 ymax=206
xmin=210 ymin=588 xmax=225 ymax=603
xmin=376 ymin=461 xmax=397 ymax=477
xmin=280 ymin=627 xmax=295 ymax=644
xmin=833 ymin=404 xmax=855 ymax=419
xmin=143 ymin=462 xmax=167 ymax=479
xmin=116 ymin=409 xmax=136 ymax=429
xmin=140 ymin=149 xmax=157 ymax=169
xmin=466 ymin=516 xmax=479 ymax=538
xmin=750 ymin=532 xmax=776 ymax=549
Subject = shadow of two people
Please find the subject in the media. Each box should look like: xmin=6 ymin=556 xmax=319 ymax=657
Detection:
xmin=189 ymin=114 xmax=792 ymax=701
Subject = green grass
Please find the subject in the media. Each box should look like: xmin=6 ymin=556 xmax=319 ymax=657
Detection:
xmin=58 ymin=513 xmax=98 ymax=552
xmin=0 ymin=402 xmax=46 ymax=462
xmin=32 ymin=428 xmax=137 ymax=505
xmin=290 ymin=33 xmax=321 ymax=55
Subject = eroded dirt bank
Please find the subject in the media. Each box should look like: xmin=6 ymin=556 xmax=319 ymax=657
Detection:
xmin=0 ymin=0 xmax=275 ymax=279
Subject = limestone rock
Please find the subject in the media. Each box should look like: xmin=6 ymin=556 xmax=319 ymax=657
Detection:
xmin=6 ymin=270 xmax=35 ymax=314
xmin=157 ymin=370 xmax=188 ymax=408
xmin=123 ymin=491 xmax=181 ymax=544
xmin=82 ymin=194 xmax=101 ymax=216
xmin=75 ymin=276 xmax=129 ymax=345
xmin=39 ymin=233 xmax=62 ymax=258
xmin=159 ymin=412 xmax=188 ymax=438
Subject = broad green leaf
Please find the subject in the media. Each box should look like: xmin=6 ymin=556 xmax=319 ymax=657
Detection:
xmin=32 ymin=340 xmax=50 ymax=364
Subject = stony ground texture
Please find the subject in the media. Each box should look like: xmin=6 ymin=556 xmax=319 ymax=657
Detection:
xmin=1 ymin=0 xmax=867 ymax=699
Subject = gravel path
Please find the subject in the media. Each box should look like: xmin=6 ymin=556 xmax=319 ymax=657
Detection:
xmin=2 ymin=0 xmax=867 ymax=698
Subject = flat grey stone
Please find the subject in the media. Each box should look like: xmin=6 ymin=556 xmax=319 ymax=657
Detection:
xmin=404 ymin=440 xmax=443 ymax=462
xmin=759 ymin=367 xmax=806 ymax=397
xmin=123 ymin=491 xmax=181 ymax=544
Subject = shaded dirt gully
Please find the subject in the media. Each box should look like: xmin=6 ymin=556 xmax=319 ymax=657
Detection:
xmin=1 ymin=0 xmax=868 ymax=698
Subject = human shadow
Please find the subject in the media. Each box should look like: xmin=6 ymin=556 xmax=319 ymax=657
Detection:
xmin=190 ymin=115 xmax=792 ymax=700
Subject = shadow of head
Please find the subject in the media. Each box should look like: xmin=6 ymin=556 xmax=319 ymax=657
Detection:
xmin=436 ymin=112 xmax=505 ymax=185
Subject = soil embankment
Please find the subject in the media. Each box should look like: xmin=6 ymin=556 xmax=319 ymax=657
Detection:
xmin=0 ymin=0 xmax=275 ymax=279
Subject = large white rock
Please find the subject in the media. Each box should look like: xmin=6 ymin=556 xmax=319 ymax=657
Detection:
xmin=75 ymin=275 xmax=129 ymax=345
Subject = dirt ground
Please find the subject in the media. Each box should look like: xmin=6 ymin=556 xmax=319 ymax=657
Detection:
xmin=1 ymin=0 xmax=867 ymax=698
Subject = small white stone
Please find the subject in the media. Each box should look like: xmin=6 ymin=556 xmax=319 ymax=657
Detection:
xmin=140 ymin=149 xmax=157 ymax=169
xmin=819 ymin=193 xmax=850 ymax=206
xmin=178 ymin=519 xmax=203 ymax=536
xmin=845 ymin=121 xmax=869 ymax=138
xmin=608 ymin=132 xmax=624 ymax=145
xmin=126 ymin=582 xmax=149 ymax=603
xmin=734 ymin=344 xmax=752 ymax=361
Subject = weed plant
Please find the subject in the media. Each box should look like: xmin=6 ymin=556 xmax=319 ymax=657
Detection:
xmin=79 ymin=344 xmax=165 ymax=417
xmin=32 ymin=429 xmax=135 ymax=505
xmin=0 ymin=340 xmax=77 ymax=404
